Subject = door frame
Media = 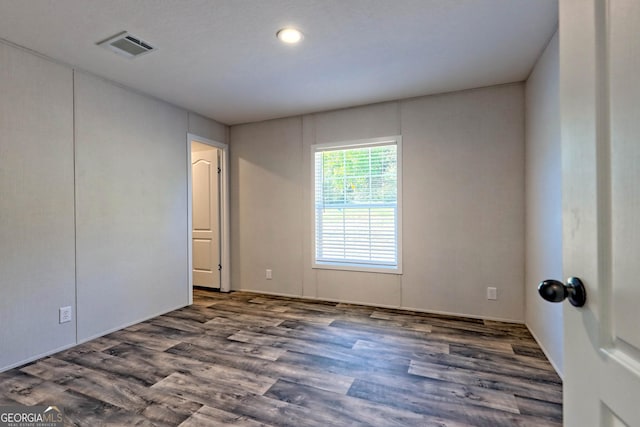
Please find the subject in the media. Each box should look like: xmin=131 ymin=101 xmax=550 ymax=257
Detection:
xmin=187 ymin=133 xmax=230 ymax=303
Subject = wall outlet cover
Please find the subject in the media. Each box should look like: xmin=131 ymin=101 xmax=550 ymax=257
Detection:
xmin=59 ymin=306 xmax=72 ymax=323
xmin=487 ymin=287 xmax=498 ymax=300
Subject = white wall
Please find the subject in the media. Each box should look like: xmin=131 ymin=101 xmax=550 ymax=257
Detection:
xmin=231 ymin=84 xmax=526 ymax=321
xmin=230 ymin=117 xmax=304 ymax=296
xmin=74 ymin=72 xmax=190 ymax=341
xmin=188 ymin=112 xmax=229 ymax=143
xmin=401 ymin=87 xmax=525 ymax=320
xmin=0 ymin=40 xmax=227 ymax=371
xmin=0 ymin=42 xmax=76 ymax=370
xmin=524 ymin=32 xmax=563 ymax=375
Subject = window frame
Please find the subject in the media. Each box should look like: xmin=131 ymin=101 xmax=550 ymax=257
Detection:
xmin=310 ymin=136 xmax=403 ymax=275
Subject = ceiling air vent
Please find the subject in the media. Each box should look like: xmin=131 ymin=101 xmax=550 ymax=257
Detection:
xmin=97 ymin=31 xmax=156 ymax=58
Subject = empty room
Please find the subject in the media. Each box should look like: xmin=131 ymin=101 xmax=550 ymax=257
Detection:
xmin=1 ymin=1 xmax=638 ymax=426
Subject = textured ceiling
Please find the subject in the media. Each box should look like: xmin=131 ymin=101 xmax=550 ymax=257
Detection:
xmin=0 ymin=0 xmax=557 ymax=125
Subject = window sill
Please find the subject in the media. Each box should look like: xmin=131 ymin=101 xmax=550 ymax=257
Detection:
xmin=312 ymin=262 xmax=402 ymax=275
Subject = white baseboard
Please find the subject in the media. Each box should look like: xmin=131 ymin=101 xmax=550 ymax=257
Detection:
xmin=525 ymin=324 xmax=564 ymax=380
xmin=235 ymin=287 xmax=524 ymax=324
xmin=0 ymin=342 xmax=78 ymax=373
xmin=0 ymin=302 xmax=189 ymax=374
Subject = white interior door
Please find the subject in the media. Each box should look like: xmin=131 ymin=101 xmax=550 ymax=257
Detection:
xmin=191 ymin=147 xmax=221 ymax=289
xmin=561 ymin=1 xmax=640 ymax=425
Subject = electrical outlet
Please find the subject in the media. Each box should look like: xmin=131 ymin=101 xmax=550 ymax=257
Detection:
xmin=59 ymin=306 xmax=72 ymax=323
xmin=266 ymin=269 xmax=272 ymax=280
xmin=487 ymin=287 xmax=497 ymax=300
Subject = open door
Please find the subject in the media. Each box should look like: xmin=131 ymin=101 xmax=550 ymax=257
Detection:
xmin=559 ymin=1 xmax=640 ymax=425
xmin=191 ymin=143 xmax=221 ymax=289
xmin=187 ymin=134 xmax=230 ymax=297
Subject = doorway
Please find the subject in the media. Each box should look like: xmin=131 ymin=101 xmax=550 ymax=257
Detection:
xmin=187 ymin=134 xmax=230 ymax=302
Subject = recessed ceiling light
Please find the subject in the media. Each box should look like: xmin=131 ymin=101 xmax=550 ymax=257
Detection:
xmin=276 ymin=28 xmax=303 ymax=44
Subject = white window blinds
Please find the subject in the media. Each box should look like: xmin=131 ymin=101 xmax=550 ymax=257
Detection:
xmin=313 ymin=138 xmax=400 ymax=271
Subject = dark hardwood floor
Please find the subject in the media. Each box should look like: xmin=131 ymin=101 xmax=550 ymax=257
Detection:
xmin=0 ymin=290 xmax=562 ymax=426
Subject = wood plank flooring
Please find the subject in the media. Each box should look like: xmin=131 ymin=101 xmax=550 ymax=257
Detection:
xmin=0 ymin=290 xmax=562 ymax=426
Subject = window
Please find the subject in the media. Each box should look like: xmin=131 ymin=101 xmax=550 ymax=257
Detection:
xmin=312 ymin=136 xmax=402 ymax=273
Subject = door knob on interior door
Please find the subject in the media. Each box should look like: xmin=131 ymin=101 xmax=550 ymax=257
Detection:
xmin=538 ymin=277 xmax=587 ymax=307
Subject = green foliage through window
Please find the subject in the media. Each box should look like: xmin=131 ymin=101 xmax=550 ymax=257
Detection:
xmin=317 ymin=145 xmax=397 ymax=206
